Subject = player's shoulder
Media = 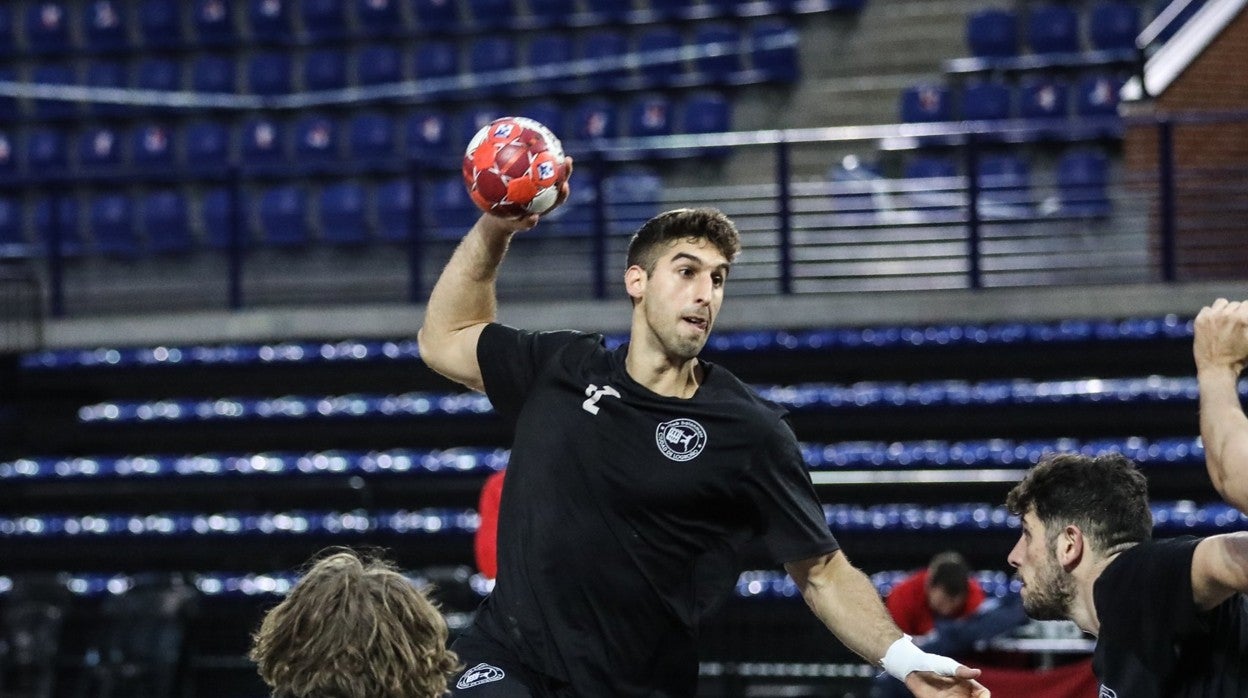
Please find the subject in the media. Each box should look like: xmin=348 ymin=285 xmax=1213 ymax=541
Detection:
xmin=704 ymin=360 xmax=789 ymax=422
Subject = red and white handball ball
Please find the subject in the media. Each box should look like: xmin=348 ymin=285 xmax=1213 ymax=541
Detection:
xmin=462 ymin=116 xmax=569 ymax=218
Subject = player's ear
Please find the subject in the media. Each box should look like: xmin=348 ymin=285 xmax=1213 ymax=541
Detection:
xmin=1057 ymin=524 xmax=1084 ymax=569
xmin=625 ymin=265 xmax=646 ymax=302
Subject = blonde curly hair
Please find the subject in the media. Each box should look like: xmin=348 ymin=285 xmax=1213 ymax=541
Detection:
xmin=250 ymin=549 xmax=461 ymax=698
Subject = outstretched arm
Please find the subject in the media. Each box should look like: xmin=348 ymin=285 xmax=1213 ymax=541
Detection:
xmin=1191 ymin=532 xmax=1248 ymax=610
xmin=417 ymin=213 xmax=538 ymax=392
xmin=1194 ymin=298 xmax=1248 ymax=512
xmin=785 ymin=552 xmax=989 ymax=697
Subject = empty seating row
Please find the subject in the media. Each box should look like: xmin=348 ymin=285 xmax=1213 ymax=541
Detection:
xmin=18 ymin=314 xmax=1196 ymax=370
xmin=0 ymin=22 xmax=794 ymax=120
xmin=72 ymin=374 xmax=1240 ymax=423
xmin=0 ymin=0 xmax=859 ymax=54
xmin=0 ymin=436 xmax=1205 ymax=481
xmin=0 ymin=93 xmax=730 ymax=179
xmin=899 ymin=74 xmax=1125 ymax=139
xmin=953 ymin=0 xmax=1206 ymax=74
xmin=0 ymin=501 xmax=1239 ymax=539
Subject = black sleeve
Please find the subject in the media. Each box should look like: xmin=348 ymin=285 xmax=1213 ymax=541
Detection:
xmin=475 ymin=323 xmax=586 ymax=420
xmin=1099 ymin=537 xmax=1203 ymax=637
xmin=742 ymin=418 xmax=840 ymax=565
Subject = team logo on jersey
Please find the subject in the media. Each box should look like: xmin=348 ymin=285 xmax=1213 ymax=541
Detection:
xmin=457 ymin=663 xmax=506 ymax=689
xmin=656 ymin=418 xmax=707 ymax=462
xmin=1098 ymin=687 xmax=1117 ymax=698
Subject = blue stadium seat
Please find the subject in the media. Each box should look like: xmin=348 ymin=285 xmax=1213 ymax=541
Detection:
xmin=202 ymin=187 xmax=248 ymax=249
xmin=25 ymin=2 xmax=71 ymax=55
xmin=603 ymin=168 xmax=663 ymax=235
xmin=0 ymin=68 xmax=20 ymax=122
xmin=899 ymin=84 xmax=954 ymax=123
xmin=83 ymin=0 xmax=129 ymax=53
xmin=349 ymin=112 xmax=397 ymax=168
xmin=0 ymin=7 xmax=14 ymax=58
xmin=460 ymin=105 xmax=503 ymax=143
xmin=357 ymin=45 xmax=404 ymax=86
xmin=966 ymin=8 xmax=1019 ymax=59
xmin=1027 ymin=4 xmax=1080 ymax=55
xmin=135 ymin=58 xmax=182 ymax=94
xmin=27 ymin=128 xmax=69 ymax=176
xmin=691 ymin=23 xmax=742 ymax=85
xmin=1076 ymin=73 xmax=1124 ymax=118
xmin=976 ymin=154 xmax=1032 ymax=214
xmin=356 ymin=0 xmax=404 ymax=37
xmin=90 ymin=194 xmax=138 ymax=256
xmin=681 ymin=92 xmax=731 ymax=157
xmin=131 ymin=124 xmax=176 ymax=170
xmin=1056 ymin=149 xmax=1111 ymax=216
xmin=78 ymin=127 xmax=124 ymax=173
xmin=304 ymin=50 xmax=348 ymax=91
xmin=34 ymin=196 xmax=81 ymax=255
xmin=0 ymin=129 xmax=16 ymax=175
xmin=192 ymin=55 xmax=237 ymax=93
xmin=302 ymin=0 xmax=347 ymax=41
xmin=467 ymin=0 xmax=516 ymax=29
xmin=519 ymin=102 xmax=566 ymax=141
xmin=470 ymin=37 xmax=518 ymax=94
xmin=248 ymin=53 xmax=293 ymax=95
xmin=192 ymin=0 xmax=236 ymax=47
xmin=0 ymin=196 xmax=23 ymax=254
xmin=411 ymin=0 xmax=460 ymax=31
xmin=241 ymin=116 xmax=287 ymax=169
xmin=1089 ymin=1 xmax=1141 ymax=51
xmin=627 ymin=95 xmax=674 ymax=139
xmin=32 ymin=65 xmax=76 ymax=120
xmin=375 ymin=179 xmax=412 ymax=243
xmin=528 ymin=0 xmax=575 ymax=26
xmin=425 ymin=176 xmax=478 ymax=239
xmin=294 ymin=114 xmax=341 ymax=167
xmin=413 ymin=41 xmax=459 ymax=95
xmin=405 ymin=110 xmax=454 ymax=165
xmin=582 ymin=0 xmax=631 ymax=21
xmin=83 ymin=62 xmax=127 ymax=119
xmin=138 ymin=0 xmax=184 ymax=49
xmin=571 ymin=99 xmax=618 ymax=141
xmin=904 ymin=155 xmax=958 ymax=181
xmin=1018 ymin=77 xmax=1069 ymax=121
xmin=320 ymin=183 xmax=368 ymax=244
xmin=581 ymin=29 xmax=629 ymax=91
xmin=248 ymin=0 xmax=292 ymax=43
xmin=542 ymin=170 xmax=594 ymax=237
xmin=527 ymin=34 xmax=575 ymax=93
xmin=142 ymin=190 xmax=192 ymax=254
xmin=636 ymin=27 xmax=685 ymax=87
xmin=961 ymin=81 xmax=1012 ymax=122
xmin=750 ymin=20 xmax=800 ymax=83
xmin=258 ymin=185 xmax=308 ymax=246
xmin=186 ymin=121 xmax=230 ymax=173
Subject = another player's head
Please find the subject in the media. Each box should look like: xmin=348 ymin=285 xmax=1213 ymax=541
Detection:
xmin=1006 ymin=453 xmax=1152 ymax=619
xmin=250 ymin=548 xmax=460 ymax=698
xmin=624 ymin=208 xmax=742 ymax=361
xmin=925 ymin=551 xmax=972 ymax=618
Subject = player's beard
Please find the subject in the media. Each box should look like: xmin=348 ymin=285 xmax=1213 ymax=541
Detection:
xmin=1021 ymin=549 xmax=1075 ymax=620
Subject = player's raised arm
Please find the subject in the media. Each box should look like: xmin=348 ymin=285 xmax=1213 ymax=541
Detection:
xmin=1194 ymin=298 xmax=1248 ymax=513
xmin=418 ymin=117 xmax=571 ymax=393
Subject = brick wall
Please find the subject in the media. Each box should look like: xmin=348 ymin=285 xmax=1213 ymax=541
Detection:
xmin=1123 ymin=6 xmax=1248 ymax=280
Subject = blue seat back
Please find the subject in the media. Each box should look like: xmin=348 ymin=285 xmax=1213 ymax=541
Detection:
xmin=85 ymin=62 xmax=128 ymax=118
xmin=899 ymin=84 xmax=954 ymax=123
xmin=193 ymin=0 xmax=236 ymax=46
xmin=142 ymin=190 xmax=192 ymax=253
xmin=962 ymin=81 xmax=1012 ymax=121
xmin=519 ymin=102 xmax=566 ymax=141
xmin=405 ymin=110 xmax=454 ymax=164
xmin=25 ymin=2 xmax=71 ymax=54
xmin=79 ymin=127 xmax=124 ymax=171
xmin=527 ymin=34 xmax=574 ymax=88
xmin=636 ymin=27 xmax=684 ymax=86
xmin=302 ymin=0 xmax=346 ymax=40
xmin=0 ymin=7 xmax=14 ymax=58
xmin=27 ymin=128 xmax=69 ymax=173
xmin=1076 ymin=74 xmax=1123 ymax=117
xmin=581 ymin=30 xmax=628 ymax=90
xmin=249 ymin=0 xmax=292 ymax=42
xmin=202 ymin=187 xmax=246 ymax=249
xmin=320 ymin=183 xmax=368 ymax=244
xmin=412 ymin=0 xmax=460 ymax=30
xmin=750 ymin=20 xmax=799 ymax=82
xmin=186 ymin=121 xmax=230 ymax=172
xmin=84 ymin=0 xmax=129 ymax=52
xmin=572 ymin=100 xmax=618 ymax=141
xmin=248 ymin=53 xmax=292 ymax=95
xmin=1028 ymin=4 xmax=1080 ymax=54
xmin=192 ymin=55 xmax=237 ymax=93
xmin=34 ymin=196 xmax=81 ymax=253
xmin=304 ymin=50 xmax=347 ymax=91
xmin=132 ymin=124 xmax=176 ymax=166
xmin=682 ymin=92 xmax=731 ymax=136
xmin=966 ymin=8 xmax=1019 ymax=58
xmin=90 ymin=194 xmax=138 ymax=256
xmin=259 ymin=185 xmax=308 ymax=246
xmin=139 ymin=0 xmax=184 ymax=49
xmin=1019 ymin=78 xmax=1069 ymax=120
xmin=32 ymin=65 xmax=76 ymax=119
xmin=375 ymin=179 xmax=412 ymax=243
xmin=692 ymin=24 xmax=742 ymax=83
xmin=604 ymin=168 xmax=663 ymax=234
xmin=413 ymin=41 xmax=459 ymax=85
xmin=1090 ymin=1 xmax=1141 ymax=51
xmin=356 ymin=0 xmax=403 ymax=36
xmin=358 ymin=45 xmax=404 ymax=85
xmin=349 ymin=112 xmax=396 ymax=162
xmin=295 ymin=114 xmax=340 ymax=163
xmin=242 ymin=117 xmax=286 ymax=165
xmin=1057 ymin=149 xmax=1110 ymax=215
xmin=628 ymin=95 xmax=673 ymax=138
xmin=467 ymin=0 xmax=515 ymax=29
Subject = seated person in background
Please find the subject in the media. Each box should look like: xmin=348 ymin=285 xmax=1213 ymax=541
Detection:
xmin=249 ymin=548 xmax=461 ymax=698
xmin=474 ymin=469 xmax=506 ymax=580
xmin=887 ymin=551 xmax=985 ymax=638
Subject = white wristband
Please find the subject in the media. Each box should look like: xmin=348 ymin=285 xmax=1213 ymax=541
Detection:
xmin=880 ymin=634 xmax=962 ymax=681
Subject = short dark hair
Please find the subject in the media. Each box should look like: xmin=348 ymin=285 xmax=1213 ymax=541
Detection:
xmin=626 ymin=208 xmax=741 ymax=274
xmin=250 ymin=548 xmax=460 ymax=698
xmin=1006 ymin=453 xmax=1152 ymax=555
xmin=926 ymin=551 xmax=970 ymax=597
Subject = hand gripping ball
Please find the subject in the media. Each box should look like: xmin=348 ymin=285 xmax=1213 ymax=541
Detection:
xmin=462 ymin=117 xmax=569 ymax=218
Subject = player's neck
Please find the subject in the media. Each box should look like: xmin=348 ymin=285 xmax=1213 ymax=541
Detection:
xmin=1069 ymin=553 xmax=1120 ymax=636
xmin=624 ymin=342 xmax=703 ymax=399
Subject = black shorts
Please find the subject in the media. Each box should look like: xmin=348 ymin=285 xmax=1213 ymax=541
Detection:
xmin=449 ymin=627 xmax=572 ymax=698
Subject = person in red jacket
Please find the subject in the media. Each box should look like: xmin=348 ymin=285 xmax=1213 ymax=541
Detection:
xmin=887 ymin=551 xmax=985 ymax=637
xmin=474 ymin=469 xmax=506 ymax=580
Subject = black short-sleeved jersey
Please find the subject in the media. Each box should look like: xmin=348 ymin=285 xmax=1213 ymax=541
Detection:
xmin=471 ymin=324 xmax=839 ymax=697
xmin=1093 ymin=536 xmax=1248 ymax=697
